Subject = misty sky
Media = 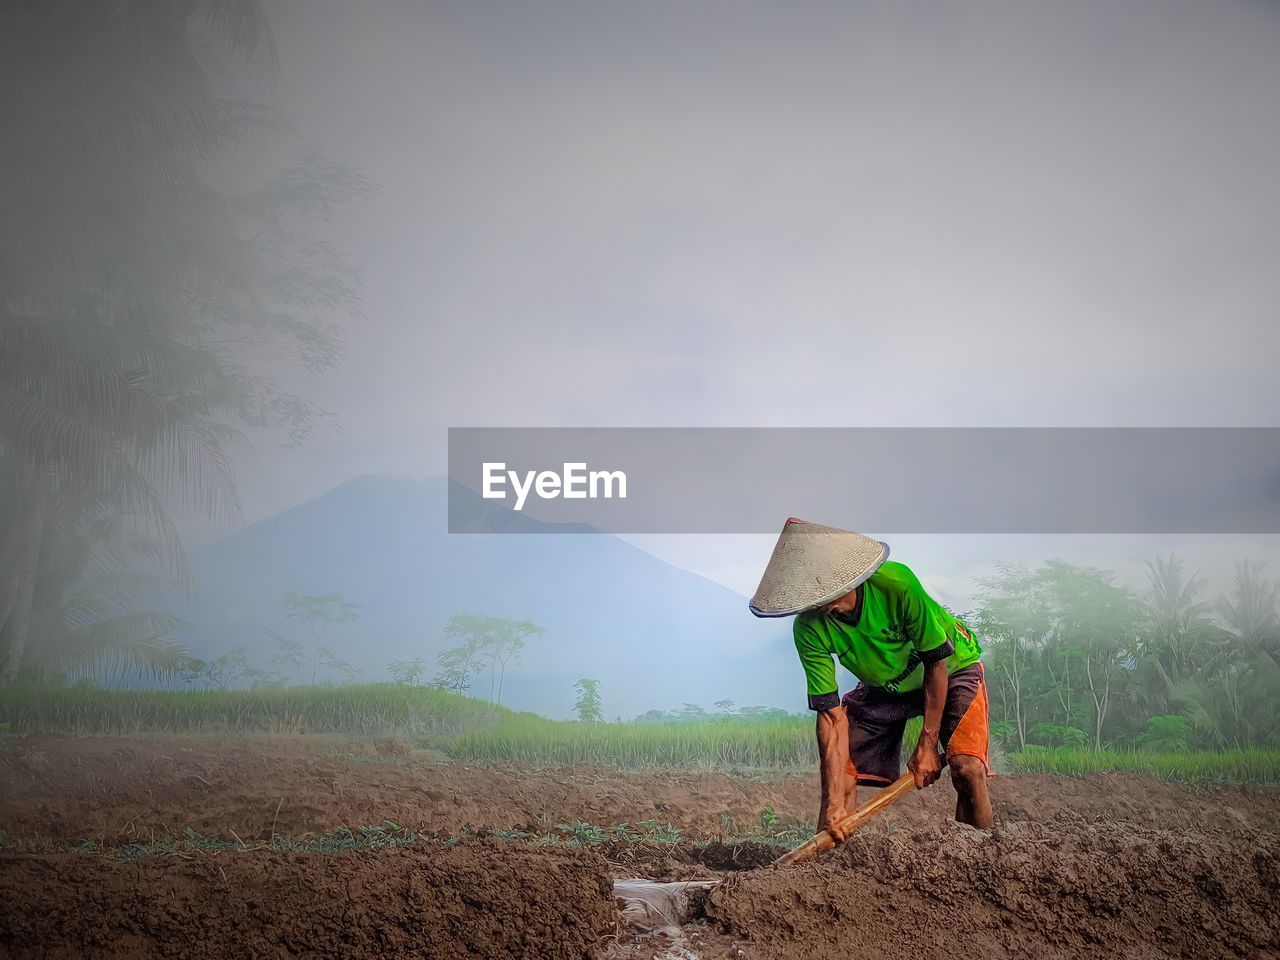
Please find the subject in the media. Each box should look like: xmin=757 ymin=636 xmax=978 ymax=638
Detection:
xmin=214 ymin=0 xmax=1280 ymax=601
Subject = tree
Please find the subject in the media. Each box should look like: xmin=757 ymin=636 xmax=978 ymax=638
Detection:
xmin=971 ymin=563 xmax=1052 ymax=750
xmin=1041 ymin=563 xmax=1142 ymax=752
xmin=573 ymin=678 xmax=603 ymax=723
xmin=713 ymin=699 xmax=736 ymax=715
xmin=0 ymin=2 xmax=370 ymax=682
xmin=433 ymin=643 xmax=478 ymax=695
xmin=388 ymin=658 xmax=427 ymax=686
xmin=1138 ymin=553 xmax=1215 ymax=692
xmin=179 ymin=644 xmax=265 ymax=690
xmin=266 ymin=629 xmax=307 ymax=684
xmin=318 ymin=645 xmax=365 ymax=685
xmin=9 ymin=510 xmax=189 ymax=681
xmin=434 ymin=614 xmax=543 ymax=704
xmin=479 ymin=618 xmax=543 ymax=706
xmin=281 ymin=592 xmax=360 ymax=685
xmin=1216 ymin=560 xmax=1280 ymax=673
xmin=679 ymin=702 xmax=708 ymax=723
xmin=974 ymin=560 xmax=1144 ymax=751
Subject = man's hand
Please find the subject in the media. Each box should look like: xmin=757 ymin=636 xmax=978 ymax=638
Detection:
xmin=819 ymin=803 xmax=853 ymax=844
xmin=815 ymin=705 xmax=854 ymax=843
xmin=911 ymin=660 xmax=949 ymax=790
xmin=907 ymin=731 xmax=943 ymax=789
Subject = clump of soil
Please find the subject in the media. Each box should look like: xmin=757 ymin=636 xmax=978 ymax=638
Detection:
xmin=0 ymin=841 xmax=616 ymax=960
xmin=705 ymin=820 xmax=1280 ymax=960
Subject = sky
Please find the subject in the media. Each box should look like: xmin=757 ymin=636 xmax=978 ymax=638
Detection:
xmin=208 ymin=0 xmax=1280 ymax=602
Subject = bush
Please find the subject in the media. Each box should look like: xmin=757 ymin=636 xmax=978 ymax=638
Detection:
xmin=1141 ymin=715 xmax=1190 ymax=752
xmin=1028 ymin=722 xmax=1090 ymax=749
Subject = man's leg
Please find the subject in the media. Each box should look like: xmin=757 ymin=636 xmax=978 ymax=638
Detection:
xmin=949 ymin=755 xmax=993 ymax=829
xmin=939 ymin=664 xmax=995 ymax=829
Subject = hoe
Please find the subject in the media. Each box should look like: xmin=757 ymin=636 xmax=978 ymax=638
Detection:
xmin=614 ymin=772 xmax=914 ymax=933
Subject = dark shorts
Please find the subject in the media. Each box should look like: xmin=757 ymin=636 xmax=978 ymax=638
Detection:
xmin=841 ymin=662 xmax=990 ymax=786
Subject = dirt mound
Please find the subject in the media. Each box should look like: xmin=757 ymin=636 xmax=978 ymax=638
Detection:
xmin=4 ymin=736 xmax=1277 ymax=847
xmin=705 ymin=820 xmax=1280 ymax=960
xmin=0 ymin=736 xmax=817 ymax=843
xmin=0 ymin=841 xmax=616 ymax=960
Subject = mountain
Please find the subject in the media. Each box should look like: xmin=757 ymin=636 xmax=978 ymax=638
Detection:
xmin=177 ymin=476 xmax=801 ymax=718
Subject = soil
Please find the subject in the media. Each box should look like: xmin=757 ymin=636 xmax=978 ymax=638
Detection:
xmin=3 ymin=735 xmax=1277 ymax=844
xmin=0 ymin=735 xmax=818 ymax=844
xmin=2 ymin=735 xmax=1279 ymax=959
xmin=0 ymin=841 xmax=615 ymax=960
xmin=705 ymin=820 xmax=1280 ymax=960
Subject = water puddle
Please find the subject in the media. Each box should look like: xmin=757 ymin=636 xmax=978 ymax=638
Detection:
xmin=612 ymin=878 xmax=724 ymax=958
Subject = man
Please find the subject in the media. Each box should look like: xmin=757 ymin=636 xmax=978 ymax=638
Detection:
xmin=750 ymin=518 xmax=993 ymax=840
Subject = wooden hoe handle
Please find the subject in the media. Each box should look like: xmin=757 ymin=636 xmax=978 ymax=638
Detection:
xmin=772 ymin=773 xmax=915 ymax=867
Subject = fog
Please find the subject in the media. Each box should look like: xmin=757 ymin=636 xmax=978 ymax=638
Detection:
xmin=5 ymin=0 xmax=1280 ymax=714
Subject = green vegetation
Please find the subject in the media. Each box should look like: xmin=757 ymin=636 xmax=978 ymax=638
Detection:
xmin=0 ymin=681 xmax=815 ymax=765
xmin=0 ymin=683 xmax=510 ymax=739
xmin=432 ymin=615 xmax=544 ymax=703
xmin=5 ymin=682 xmax=1277 ymax=784
xmin=1 ymin=0 xmax=1275 ymax=810
xmin=1007 ymin=748 xmax=1280 ymax=785
xmin=572 ymin=677 xmax=604 ymax=723
xmin=451 ymin=713 xmax=814 ymax=768
xmin=977 ymin=555 xmax=1280 ymax=753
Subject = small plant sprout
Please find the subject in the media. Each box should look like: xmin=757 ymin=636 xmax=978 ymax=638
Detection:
xmin=557 ymin=821 xmax=607 ymax=846
xmin=635 ymin=819 xmax=683 ymax=844
xmin=760 ymin=806 xmax=781 ymax=833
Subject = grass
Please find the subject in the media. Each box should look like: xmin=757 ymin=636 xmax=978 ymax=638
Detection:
xmin=3 ymin=684 xmax=1278 ymax=783
xmin=1006 ymin=747 xmax=1280 ymax=785
xmin=0 ymin=682 xmax=819 ymax=768
xmin=450 ymin=714 xmax=816 ymax=769
xmin=0 ymin=683 xmax=514 ymax=740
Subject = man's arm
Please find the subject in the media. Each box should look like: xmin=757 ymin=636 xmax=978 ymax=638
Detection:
xmin=795 ymin=618 xmax=857 ymax=840
xmin=907 ymin=659 xmax=947 ymax=789
xmin=816 ymin=705 xmax=856 ymax=842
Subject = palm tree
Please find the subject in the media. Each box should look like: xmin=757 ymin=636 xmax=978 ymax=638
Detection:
xmin=1141 ymin=553 xmax=1213 ymax=685
xmin=1216 ymin=560 xmax=1280 ymax=673
xmin=25 ymin=507 xmax=189 ymax=680
xmin=1 ymin=3 xmax=367 ymax=680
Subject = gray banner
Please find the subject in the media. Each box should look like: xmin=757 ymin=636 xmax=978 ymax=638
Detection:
xmin=447 ymin=428 xmax=1280 ymax=534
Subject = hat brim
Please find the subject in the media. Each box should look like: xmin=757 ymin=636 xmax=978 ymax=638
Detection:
xmin=748 ymin=539 xmax=890 ymax=618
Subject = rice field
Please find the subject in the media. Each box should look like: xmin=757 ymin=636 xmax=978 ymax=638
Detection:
xmin=450 ymin=715 xmax=817 ymax=768
xmin=1007 ymin=747 xmax=1280 ymax=785
xmin=2 ymin=684 xmax=1278 ymax=783
xmin=0 ymin=683 xmax=511 ymax=739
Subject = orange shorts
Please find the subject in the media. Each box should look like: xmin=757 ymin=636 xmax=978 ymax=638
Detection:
xmin=842 ymin=662 xmax=991 ymax=786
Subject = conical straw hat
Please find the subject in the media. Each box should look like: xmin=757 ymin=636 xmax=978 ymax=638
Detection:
xmin=749 ymin=518 xmax=889 ymax=618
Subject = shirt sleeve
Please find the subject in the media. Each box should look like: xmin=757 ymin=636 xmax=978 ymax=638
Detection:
xmin=899 ymin=574 xmax=955 ymax=667
xmin=793 ymin=618 xmax=841 ymax=711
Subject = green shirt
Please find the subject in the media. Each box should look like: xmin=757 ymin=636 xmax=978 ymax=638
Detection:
xmin=793 ymin=561 xmax=982 ymax=709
